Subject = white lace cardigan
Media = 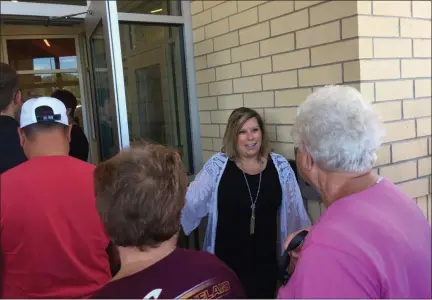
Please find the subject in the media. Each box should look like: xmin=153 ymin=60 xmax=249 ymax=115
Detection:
xmin=181 ymin=152 xmax=311 ymax=255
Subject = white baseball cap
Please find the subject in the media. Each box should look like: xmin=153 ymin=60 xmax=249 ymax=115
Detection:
xmin=20 ymin=97 xmax=69 ymax=129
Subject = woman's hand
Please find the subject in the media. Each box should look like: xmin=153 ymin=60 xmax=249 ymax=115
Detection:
xmin=284 ymin=226 xmax=312 ymax=274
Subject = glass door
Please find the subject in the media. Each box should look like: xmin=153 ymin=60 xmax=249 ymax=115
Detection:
xmin=84 ymin=0 xmax=129 ymax=162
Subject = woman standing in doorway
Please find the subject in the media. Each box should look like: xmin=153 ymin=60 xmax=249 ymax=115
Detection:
xmin=181 ymin=107 xmax=311 ymax=298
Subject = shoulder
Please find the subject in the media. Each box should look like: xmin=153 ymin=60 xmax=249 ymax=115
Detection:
xmin=270 ymin=152 xmax=289 ymax=164
xmin=64 ymin=156 xmax=94 ymax=170
xmin=176 ymin=248 xmax=223 ymax=264
xmin=1 ymin=159 xmax=30 ymax=182
xmin=176 ymin=249 xmax=235 ymax=276
xmin=175 ymin=249 xmax=245 ymax=297
xmin=205 ymin=152 xmax=228 ymax=165
xmin=72 ymin=124 xmax=88 ymax=139
xmin=269 ymin=152 xmax=295 ymax=176
xmin=304 ymin=214 xmax=366 ymax=257
xmin=200 ymin=152 xmax=228 ymax=177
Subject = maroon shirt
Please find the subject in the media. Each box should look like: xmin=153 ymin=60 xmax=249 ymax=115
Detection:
xmin=92 ymin=248 xmax=246 ymax=299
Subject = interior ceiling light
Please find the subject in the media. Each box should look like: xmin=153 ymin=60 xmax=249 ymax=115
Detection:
xmin=150 ymin=8 xmax=163 ymax=13
xmin=12 ymin=0 xmax=19 ymax=2
xmin=43 ymin=39 xmax=51 ymax=47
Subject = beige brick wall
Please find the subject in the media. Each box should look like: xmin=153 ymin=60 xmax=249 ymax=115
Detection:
xmin=191 ymin=0 xmax=431 ymax=222
xmin=353 ymin=0 xmax=431 ymax=223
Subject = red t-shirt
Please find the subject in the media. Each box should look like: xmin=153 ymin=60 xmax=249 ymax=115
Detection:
xmin=92 ymin=248 xmax=246 ymax=299
xmin=0 ymin=155 xmax=111 ymax=298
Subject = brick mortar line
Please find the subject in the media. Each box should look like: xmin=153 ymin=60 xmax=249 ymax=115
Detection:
xmin=378 ymin=155 xmax=432 ymax=168
xmin=197 ymin=86 xmax=432 ymax=100
xmin=382 ymin=136 xmax=431 ymax=146
xmin=294 ymin=1 xmax=327 ymax=12
xmin=197 ymin=68 xmax=431 ymax=90
xmin=194 ymin=36 xmax=430 ymax=61
xmin=417 ymin=158 xmax=420 ymax=178
xmin=385 ymin=158 xmax=432 ymax=169
xmin=199 ymin=60 xmax=355 ymax=79
xmin=359 ymin=77 xmax=432 ymax=84
xmin=198 ymin=94 xmax=431 ymax=104
xmin=200 ymin=57 xmax=432 ymax=73
xmin=348 ymin=76 xmax=432 ymax=84
xmin=194 ymin=31 xmax=430 ymax=50
xmin=194 ymin=12 xmax=357 ymax=36
xmin=207 ymin=34 xmax=429 ymax=57
xmin=389 ymin=142 xmax=394 ymax=164
xmin=199 ymin=136 xmax=432 ymax=156
xmin=393 ymin=175 xmax=432 ymax=186
xmin=382 ymin=117 xmax=421 ymax=125
xmin=193 ymin=6 xmax=431 ymax=32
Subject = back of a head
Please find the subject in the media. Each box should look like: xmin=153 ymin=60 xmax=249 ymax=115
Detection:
xmin=94 ymin=143 xmax=188 ymax=251
xmin=51 ymin=89 xmax=78 ymax=117
xmin=292 ymin=85 xmax=385 ymax=173
xmin=19 ymin=97 xmax=70 ymax=156
xmin=0 ymin=63 xmax=19 ymax=112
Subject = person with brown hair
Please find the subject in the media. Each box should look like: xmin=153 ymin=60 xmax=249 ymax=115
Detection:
xmin=91 ymin=143 xmax=245 ymax=299
xmin=0 ymin=63 xmax=26 ymax=174
xmin=181 ymin=107 xmax=311 ymax=298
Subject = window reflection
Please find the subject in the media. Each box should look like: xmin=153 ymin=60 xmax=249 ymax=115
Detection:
xmin=8 ymin=37 xmax=82 ymax=128
xmin=6 ymin=0 xmax=87 ymax=5
xmin=119 ymin=23 xmax=193 ymax=173
xmin=117 ymin=0 xmax=181 ymax=16
xmin=18 ymin=73 xmax=80 ymax=102
xmin=7 ymin=39 xmax=77 ymax=71
xmin=89 ymin=24 xmax=118 ymax=161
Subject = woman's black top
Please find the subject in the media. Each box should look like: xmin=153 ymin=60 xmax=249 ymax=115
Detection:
xmin=215 ymin=157 xmax=282 ymax=298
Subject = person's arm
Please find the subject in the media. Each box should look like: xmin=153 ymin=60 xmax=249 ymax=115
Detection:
xmin=181 ymin=158 xmax=216 ymax=236
xmin=284 ymin=164 xmax=312 ymax=234
xmin=278 ymin=243 xmax=379 ymax=299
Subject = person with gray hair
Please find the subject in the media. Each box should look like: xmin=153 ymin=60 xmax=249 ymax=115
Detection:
xmin=278 ymin=85 xmax=431 ymax=299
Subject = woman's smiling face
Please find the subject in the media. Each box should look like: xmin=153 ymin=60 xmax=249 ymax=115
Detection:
xmin=237 ymin=117 xmax=262 ymax=159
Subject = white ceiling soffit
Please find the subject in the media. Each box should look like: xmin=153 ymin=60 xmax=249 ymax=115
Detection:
xmin=0 ymin=2 xmax=87 ymax=18
xmin=0 ymin=1 xmax=184 ymax=24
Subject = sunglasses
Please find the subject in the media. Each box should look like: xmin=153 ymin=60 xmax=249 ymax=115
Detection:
xmin=278 ymin=229 xmax=309 ymax=285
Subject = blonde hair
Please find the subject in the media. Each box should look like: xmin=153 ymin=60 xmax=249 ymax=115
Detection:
xmin=222 ymin=107 xmax=270 ymax=160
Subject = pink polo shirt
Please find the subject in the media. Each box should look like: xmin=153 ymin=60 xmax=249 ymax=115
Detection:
xmin=278 ymin=178 xmax=431 ymax=299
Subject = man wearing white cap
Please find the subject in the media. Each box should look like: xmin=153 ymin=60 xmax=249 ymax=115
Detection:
xmin=0 ymin=97 xmax=111 ymax=298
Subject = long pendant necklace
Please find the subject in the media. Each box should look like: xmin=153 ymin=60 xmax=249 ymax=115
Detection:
xmin=242 ymin=168 xmax=262 ymax=235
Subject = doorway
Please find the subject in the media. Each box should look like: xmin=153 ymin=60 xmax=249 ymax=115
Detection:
xmin=0 ymin=31 xmax=96 ymax=161
xmin=0 ymin=0 xmax=203 ymax=249
xmin=1 ymin=0 xmax=202 ymax=172
xmin=83 ymin=0 xmax=200 ymax=171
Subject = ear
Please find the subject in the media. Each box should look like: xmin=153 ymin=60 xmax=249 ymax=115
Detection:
xmin=17 ymin=128 xmax=25 ymax=148
xmin=67 ymin=124 xmax=72 ymax=143
xmin=304 ymin=151 xmax=314 ymax=171
xmin=14 ymin=90 xmax=22 ymax=106
xmin=66 ymin=108 xmax=72 ymax=116
xmin=295 ymin=146 xmax=314 ymax=174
